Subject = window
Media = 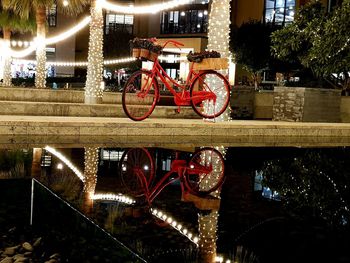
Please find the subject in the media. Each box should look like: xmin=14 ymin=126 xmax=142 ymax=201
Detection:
xmin=161 ymin=9 xmax=209 ymax=34
xmin=47 ymin=4 xmax=57 ymax=27
xmin=265 ymin=0 xmax=295 ymax=25
xmin=105 ymin=12 xmax=134 ymax=34
xmin=101 ymin=149 xmax=125 ymax=161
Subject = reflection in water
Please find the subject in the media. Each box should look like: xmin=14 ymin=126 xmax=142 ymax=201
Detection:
xmin=260 ymin=149 xmax=350 ymax=227
xmin=82 ymin=147 xmax=100 ymax=213
xmin=120 ymin=147 xmax=225 ymax=204
xmin=2 ymin=146 xmax=350 ymax=262
xmin=198 ymin=146 xmax=226 ymax=262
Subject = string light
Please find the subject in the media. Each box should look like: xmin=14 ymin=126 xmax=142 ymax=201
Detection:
xmin=206 ymin=0 xmax=232 ymax=122
xmin=98 ymin=0 xmax=195 ymax=14
xmin=13 ymin=57 xmax=136 ymax=67
xmin=1 ymin=41 xmax=12 ymax=86
xmin=91 ymin=193 xmax=135 ymax=204
xmin=85 ymin=2 xmax=104 ymax=102
xmin=35 ymin=36 xmax=46 ymax=88
xmin=44 ymin=146 xmax=84 ymax=182
xmin=150 ymin=208 xmax=199 ymax=245
xmin=45 ymin=16 xmax=91 ymax=45
xmin=83 ymin=147 xmax=99 ymax=197
xmin=0 ymin=17 xmax=91 ymax=59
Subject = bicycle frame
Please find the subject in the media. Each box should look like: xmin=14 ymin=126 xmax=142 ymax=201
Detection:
xmin=132 ymin=156 xmax=213 ymax=206
xmin=140 ymin=55 xmax=217 ymax=109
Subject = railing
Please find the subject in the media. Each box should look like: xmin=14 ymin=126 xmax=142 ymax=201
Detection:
xmin=30 ymin=179 xmax=146 ymax=262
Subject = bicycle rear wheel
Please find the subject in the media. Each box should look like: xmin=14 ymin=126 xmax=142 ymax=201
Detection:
xmin=190 ymin=70 xmax=230 ymax=119
xmin=120 ymin=148 xmax=154 ymax=197
xmin=122 ymin=70 xmax=159 ymax=121
xmin=185 ymin=147 xmax=225 ymax=196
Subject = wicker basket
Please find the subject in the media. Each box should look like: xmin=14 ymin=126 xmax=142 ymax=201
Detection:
xmin=192 ymin=58 xmax=229 ymax=70
xmin=149 ymin=52 xmax=159 ymax=62
xmin=140 ymin=49 xmax=150 ymax=59
xmin=132 ymin=48 xmax=141 ymax=58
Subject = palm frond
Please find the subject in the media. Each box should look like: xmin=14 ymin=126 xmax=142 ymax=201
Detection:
xmin=3 ymin=0 xmax=90 ymax=19
xmin=0 ymin=6 xmax=36 ymax=32
xmin=56 ymin=0 xmax=90 ymax=16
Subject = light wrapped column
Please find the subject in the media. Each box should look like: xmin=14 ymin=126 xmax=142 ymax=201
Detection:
xmin=35 ymin=7 xmax=47 ymax=89
xmin=83 ymin=147 xmax=99 ymax=197
xmin=35 ymin=39 xmax=46 ymax=88
xmin=198 ymin=147 xmax=227 ymax=262
xmin=3 ymin=41 xmax=12 ymax=86
xmin=207 ymin=0 xmax=232 ymax=121
xmin=85 ymin=0 xmax=104 ymax=104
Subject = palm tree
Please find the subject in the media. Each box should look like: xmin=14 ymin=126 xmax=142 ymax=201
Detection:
xmin=2 ymin=0 xmax=90 ymax=88
xmin=85 ymin=0 xmax=104 ymax=104
xmin=0 ymin=6 xmax=35 ymax=86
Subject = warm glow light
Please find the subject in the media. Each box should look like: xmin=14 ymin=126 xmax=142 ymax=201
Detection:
xmin=44 ymin=146 xmax=84 ymax=182
xmin=91 ymin=193 xmax=135 ymax=204
xmin=45 ymin=16 xmax=91 ymax=45
xmin=98 ymin=0 xmax=194 ymax=14
xmin=57 ymin=163 xmax=63 ymax=170
xmin=0 ymin=17 xmax=91 ymax=59
xmin=63 ymin=0 xmax=69 ymax=6
xmin=13 ymin=57 xmax=136 ymax=67
xmin=150 ymin=208 xmax=199 ymax=245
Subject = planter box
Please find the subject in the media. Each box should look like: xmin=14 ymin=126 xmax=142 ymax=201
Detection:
xmin=230 ymin=86 xmax=255 ymax=119
xmin=192 ymin=58 xmax=228 ymax=70
xmin=273 ymin=86 xmax=341 ymax=122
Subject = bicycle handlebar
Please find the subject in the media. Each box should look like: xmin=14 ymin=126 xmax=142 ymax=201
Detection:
xmin=162 ymin=40 xmax=185 ymax=50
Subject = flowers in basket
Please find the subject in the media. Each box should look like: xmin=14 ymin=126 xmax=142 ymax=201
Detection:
xmin=187 ymin=51 xmax=228 ymax=70
xmin=130 ymin=38 xmax=163 ymax=61
xmin=187 ymin=50 xmax=221 ymax=63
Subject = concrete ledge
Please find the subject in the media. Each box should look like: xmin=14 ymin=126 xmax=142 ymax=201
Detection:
xmin=0 ymin=101 xmax=198 ymax=118
xmin=2 ymin=135 xmax=350 ymax=149
xmin=1 ymin=116 xmax=350 ymax=138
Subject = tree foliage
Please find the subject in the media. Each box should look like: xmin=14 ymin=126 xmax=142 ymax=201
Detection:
xmin=230 ymin=20 xmax=295 ymax=87
xmin=230 ymin=21 xmax=277 ymax=82
xmin=271 ymin=0 xmax=350 ymax=89
xmin=0 ymin=5 xmax=36 ymax=33
xmin=1 ymin=0 xmax=90 ymax=19
xmin=260 ymin=149 xmax=350 ymax=227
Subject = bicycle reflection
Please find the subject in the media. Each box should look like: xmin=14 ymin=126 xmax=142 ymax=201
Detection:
xmin=119 ymin=147 xmax=225 ymax=206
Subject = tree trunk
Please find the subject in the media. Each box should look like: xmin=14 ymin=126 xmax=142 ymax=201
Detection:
xmin=85 ymin=0 xmax=104 ymax=104
xmin=207 ymin=0 xmax=232 ymax=121
xmin=35 ymin=7 xmax=47 ymax=89
xmin=2 ymin=28 xmax=12 ymax=87
xmin=82 ymin=147 xmax=99 ymax=214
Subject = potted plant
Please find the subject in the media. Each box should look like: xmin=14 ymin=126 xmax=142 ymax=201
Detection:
xmin=149 ymin=44 xmax=162 ymax=61
xmin=187 ymin=50 xmax=228 ymax=70
xmin=130 ymin=38 xmax=141 ymax=58
xmin=139 ymin=39 xmax=152 ymax=59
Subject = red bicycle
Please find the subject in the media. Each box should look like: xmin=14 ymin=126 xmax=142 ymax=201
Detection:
xmin=122 ymin=40 xmax=231 ymax=121
xmin=119 ymin=147 xmax=225 ymax=205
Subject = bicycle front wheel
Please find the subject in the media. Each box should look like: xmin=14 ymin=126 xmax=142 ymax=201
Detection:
xmin=185 ymin=147 xmax=225 ymax=196
xmin=190 ymin=70 xmax=230 ymax=119
xmin=122 ymin=70 xmax=159 ymax=121
xmin=120 ymin=148 xmax=154 ymax=197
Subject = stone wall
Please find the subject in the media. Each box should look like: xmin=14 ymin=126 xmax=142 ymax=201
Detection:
xmin=273 ymin=87 xmax=305 ymax=121
xmin=273 ymin=87 xmax=341 ymax=122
